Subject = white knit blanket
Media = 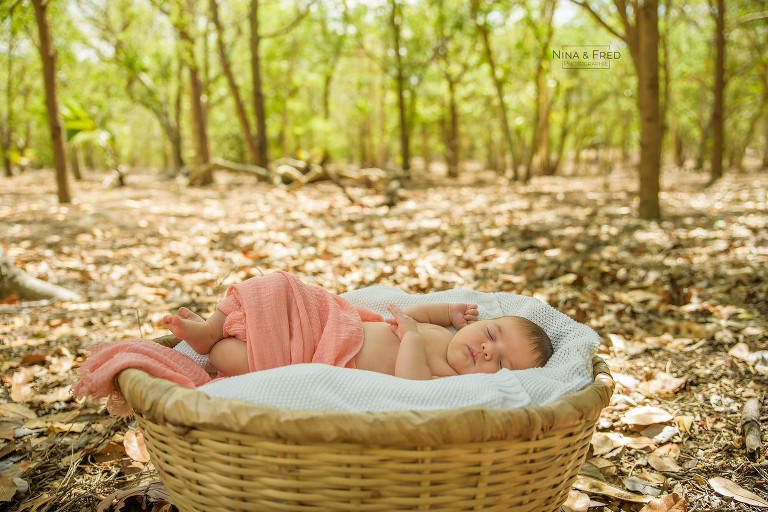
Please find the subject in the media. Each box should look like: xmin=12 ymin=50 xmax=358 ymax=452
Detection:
xmin=178 ymin=287 xmax=599 ymax=412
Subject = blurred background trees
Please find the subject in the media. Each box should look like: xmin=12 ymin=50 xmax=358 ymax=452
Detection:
xmin=1 ymin=0 xmax=766 ymax=218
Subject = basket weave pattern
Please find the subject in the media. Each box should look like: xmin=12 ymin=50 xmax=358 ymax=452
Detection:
xmin=119 ymin=338 xmax=612 ymax=511
xmin=140 ymin=419 xmax=596 ymax=512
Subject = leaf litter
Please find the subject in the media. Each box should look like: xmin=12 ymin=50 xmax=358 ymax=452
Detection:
xmin=1 ymin=165 xmax=766 ymax=511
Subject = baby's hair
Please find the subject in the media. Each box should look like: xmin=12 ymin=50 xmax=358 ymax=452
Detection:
xmin=508 ymin=316 xmax=553 ymax=368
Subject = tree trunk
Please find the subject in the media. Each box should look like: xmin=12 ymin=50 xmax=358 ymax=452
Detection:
xmin=0 ymin=247 xmax=82 ymax=302
xmin=524 ymin=0 xmax=556 ymax=182
xmin=710 ymin=0 xmax=726 ymax=183
xmin=250 ymin=0 xmax=269 ymax=167
xmin=188 ymin=65 xmax=212 ymax=183
xmin=473 ymin=0 xmax=518 ymax=180
xmin=69 ymin=145 xmax=82 ymax=180
xmin=764 ymin=96 xmax=768 ymax=170
xmin=445 ymin=76 xmax=460 ymax=178
xmin=31 ymin=0 xmax=72 ymax=204
xmin=696 ymin=117 xmax=711 ymax=170
xmin=210 ymin=0 xmax=259 ymax=165
xmin=2 ymin=7 xmax=15 ymax=178
xmin=390 ymin=0 xmax=411 ymax=176
xmin=548 ymin=87 xmax=572 ymax=176
xmin=635 ymin=0 xmax=662 ymax=219
xmin=173 ymin=47 xmax=185 ymax=172
xmin=673 ymin=129 xmax=685 ymax=169
xmin=280 ymin=39 xmax=298 ymax=157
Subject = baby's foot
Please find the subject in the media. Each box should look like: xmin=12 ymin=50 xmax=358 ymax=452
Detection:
xmin=177 ymin=306 xmax=204 ymax=323
xmin=163 ymin=308 xmax=217 ymax=355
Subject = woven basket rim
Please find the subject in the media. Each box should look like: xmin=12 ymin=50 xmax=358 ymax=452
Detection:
xmin=117 ymin=338 xmax=613 ymax=446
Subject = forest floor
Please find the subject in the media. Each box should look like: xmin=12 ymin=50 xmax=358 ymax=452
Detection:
xmin=0 ymin=164 xmax=766 ymax=512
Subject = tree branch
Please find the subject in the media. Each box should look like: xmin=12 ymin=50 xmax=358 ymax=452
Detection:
xmin=732 ymin=11 xmax=768 ymax=27
xmin=569 ymin=0 xmax=627 ymax=42
xmin=262 ymin=0 xmax=316 ymax=39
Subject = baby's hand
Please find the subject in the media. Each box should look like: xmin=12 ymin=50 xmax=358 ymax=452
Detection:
xmin=386 ymin=304 xmax=419 ymax=342
xmin=450 ymin=303 xmax=479 ymax=329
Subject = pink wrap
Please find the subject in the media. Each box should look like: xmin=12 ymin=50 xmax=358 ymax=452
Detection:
xmin=72 ymin=271 xmax=383 ymax=417
xmin=217 ymin=270 xmax=383 ymax=371
xmin=71 ymin=339 xmax=212 ymax=417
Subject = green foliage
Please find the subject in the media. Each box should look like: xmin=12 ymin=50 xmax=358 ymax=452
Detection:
xmin=2 ymin=0 xmax=765 ymax=174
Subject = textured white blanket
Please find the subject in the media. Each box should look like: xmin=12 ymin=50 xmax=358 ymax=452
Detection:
xmin=178 ymin=287 xmax=599 ymax=411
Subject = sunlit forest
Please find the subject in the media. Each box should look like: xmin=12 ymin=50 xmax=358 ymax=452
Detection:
xmin=1 ymin=0 xmax=767 ymax=510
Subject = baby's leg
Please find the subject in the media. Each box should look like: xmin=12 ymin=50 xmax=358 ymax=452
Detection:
xmin=162 ymin=309 xmax=226 ymax=355
xmin=208 ymin=337 xmax=250 ymax=376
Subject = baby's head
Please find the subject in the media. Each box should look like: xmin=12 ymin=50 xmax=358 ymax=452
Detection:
xmin=446 ymin=315 xmax=553 ymax=374
xmin=505 ymin=316 xmax=553 ymax=368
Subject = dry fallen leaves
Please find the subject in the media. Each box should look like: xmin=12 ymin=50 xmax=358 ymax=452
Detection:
xmin=639 ymin=493 xmax=687 ymax=512
xmin=561 ymin=489 xmax=591 ymax=512
xmin=3 ymin=169 xmax=766 ymax=512
xmin=123 ymin=430 xmax=151 ymax=463
xmin=622 ymin=406 xmax=674 ymax=428
xmin=708 ymin=476 xmax=768 ymax=507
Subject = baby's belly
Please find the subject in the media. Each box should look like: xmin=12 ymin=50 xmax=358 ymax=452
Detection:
xmin=355 ymin=322 xmax=400 ymax=375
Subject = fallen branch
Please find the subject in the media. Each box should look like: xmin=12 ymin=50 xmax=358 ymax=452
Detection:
xmin=742 ymin=397 xmax=762 ymax=458
xmin=0 ymin=248 xmax=83 ymax=302
xmin=188 ymin=156 xmax=390 ymax=192
xmin=191 ymin=157 xmax=275 ymax=184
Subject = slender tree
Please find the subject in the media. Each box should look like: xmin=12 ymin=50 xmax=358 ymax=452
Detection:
xmin=389 ymin=0 xmax=411 ymax=175
xmin=31 ymin=0 xmax=72 ymax=203
xmin=571 ymin=0 xmax=663 ymax=219
xmin=472 ymin=0 xmax=519 ymax=180
xmin=210 ymin=0 xmax=259 ymax=165
xmin=79 ymin=0 xmax=186 ymax=173
xmin=1 ymin=4 xmax=18 ymax=177
xmin=522 ymin=0 xmax=557 ymax=181
xmin=249 ymin=0 xmax=312 ymax=167
xmin=709 ymin=0 xmax=726 ymax=183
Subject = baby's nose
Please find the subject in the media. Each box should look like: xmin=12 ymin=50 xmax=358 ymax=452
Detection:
xmin=481 ymin=343 xmax=493 ymax=360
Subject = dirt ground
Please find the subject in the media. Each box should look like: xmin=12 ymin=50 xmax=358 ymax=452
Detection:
xmin=1 ymin=164 xmax=766 ymax=511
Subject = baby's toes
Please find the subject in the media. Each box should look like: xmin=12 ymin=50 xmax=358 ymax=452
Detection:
xmin=178 ymin=307 xmax=204 ymax=322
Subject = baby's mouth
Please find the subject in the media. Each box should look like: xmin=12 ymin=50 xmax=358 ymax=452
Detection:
xmin=468 ymin=347 xmax=477 ymax=363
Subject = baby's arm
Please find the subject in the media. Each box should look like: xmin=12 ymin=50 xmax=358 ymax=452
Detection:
xmin=387 ymin=304 xmax=432 ymax=380
xmin=398 ymin=303 xmax=479 ymax=329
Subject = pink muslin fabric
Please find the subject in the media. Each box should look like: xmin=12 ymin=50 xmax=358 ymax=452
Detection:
xmin=216 ymin=270 xmax=383 ymax=372
xmin=72 ymin=271 xmax=384 ymax=416
xmin=71 ymin=339 xmax=212 ymax=417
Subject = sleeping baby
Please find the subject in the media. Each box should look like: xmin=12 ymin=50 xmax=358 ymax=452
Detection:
xmin=163 ymin=270 xmax=552 ymax=380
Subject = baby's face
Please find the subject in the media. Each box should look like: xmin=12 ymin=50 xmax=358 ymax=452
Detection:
xmin=446 ymin=317 xmax=539 ymax=375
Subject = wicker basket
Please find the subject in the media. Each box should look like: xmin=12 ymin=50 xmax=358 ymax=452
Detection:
xmin=117 ymin=336 xmax=613 ymax=512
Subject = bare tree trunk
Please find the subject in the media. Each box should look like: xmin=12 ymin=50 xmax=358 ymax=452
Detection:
xmin=710 ymin=0 xmax=726 ymax=183
xmin=571 ymin=0 xmax=662 ymax=218
xmin=635 ymin=0 xmax=662 ymax=218
xmin=210 ymin=0 xmax=259 ymax=165
xmin=390 ymin=0 xmax=411 ymax=176
xmin=280 ymin=38 xmax=298 ymax=157
xmin=548 ymin=86 xmax=572 ymax=175
xmin=524 ymin=0 xmax=556 ymax=182
xmin=69 ymin=145 xmax=82 ymax=180
xmin=696 ymin=118 xmax=711 ymax=170
xmin=172 ymin=48 xmax=185 ymax=172
xmin=473 ymin=0 xmax=518 ymax=180
xmin=446 ymin=76 xmax=460 ymax=178
xmin=0 ymin=247 xmax=82 ymax=302
xmin=2 ymin=6 xmax=16 ymax=178
xmin=31 ymin=0 xmax=72 ymax=204
xmin=188 ymin=66 xmax=212 ymax=183
xmin=763 ymin=95 xmax=768 ymax=170
xmin=250 ymin=0 xmax=269 ymax=167
xmin=673 ymin=129 xmax=685 ymax=168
